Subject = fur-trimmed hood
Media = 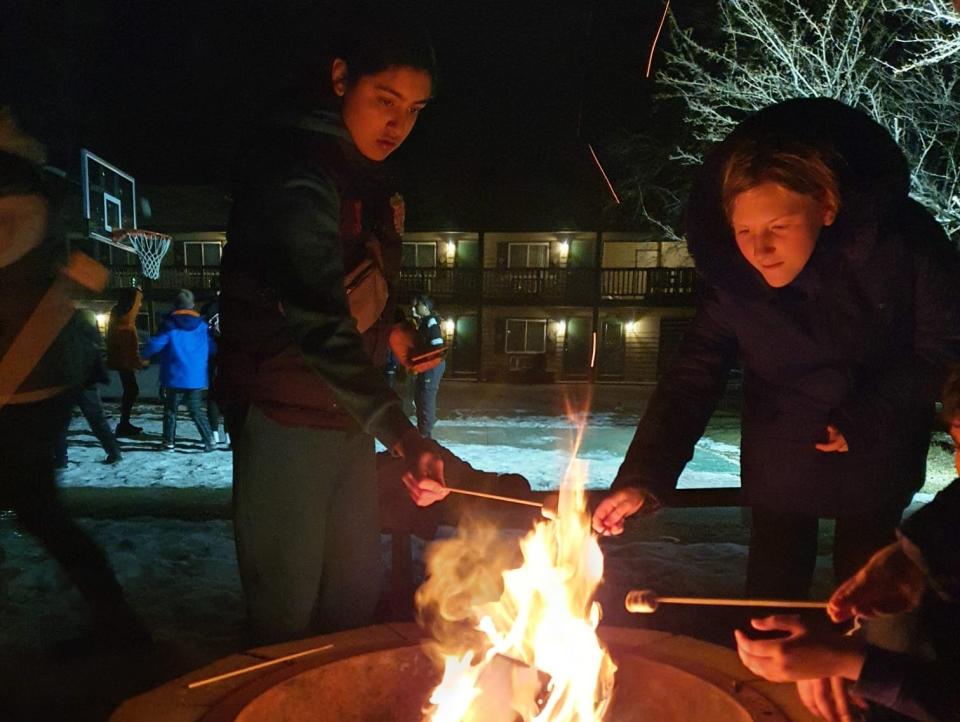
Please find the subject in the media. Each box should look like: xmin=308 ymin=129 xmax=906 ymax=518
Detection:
xmin=684 ymin=98 xmax=912 ymax=298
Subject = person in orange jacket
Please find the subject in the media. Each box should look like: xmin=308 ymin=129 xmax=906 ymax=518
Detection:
xmin=106 ymin=287 xmax=147 ymax=436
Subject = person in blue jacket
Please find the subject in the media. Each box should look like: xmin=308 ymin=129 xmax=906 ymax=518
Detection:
xmin=142 ymin=288 xmax=215 ymax=451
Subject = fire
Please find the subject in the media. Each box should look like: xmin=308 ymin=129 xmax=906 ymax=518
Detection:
xmin=417 ymin=421 xmax=616 ymax=722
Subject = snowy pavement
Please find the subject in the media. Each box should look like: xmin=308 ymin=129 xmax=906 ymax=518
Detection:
xmin=57 ymin=400 xmax=955 ymax=499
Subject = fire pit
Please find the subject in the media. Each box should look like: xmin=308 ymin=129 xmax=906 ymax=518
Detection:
xmin=110 ymin=623 xmax=816 ymax=721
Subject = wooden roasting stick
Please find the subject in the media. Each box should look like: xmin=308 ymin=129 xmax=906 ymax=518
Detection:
xmin=444 ymin=487 xmax=544 ymax=509
xmin=187 ymin=644 xmax=335 ymax=689
xmin=625 ymin=589 xmax=828 ymax=614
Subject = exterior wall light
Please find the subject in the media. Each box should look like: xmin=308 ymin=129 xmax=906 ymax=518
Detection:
xmin=443 ymin=318 xmax=456 ymax=336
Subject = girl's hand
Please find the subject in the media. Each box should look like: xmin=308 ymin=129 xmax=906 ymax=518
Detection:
xmin=591 ymin=487 xmax=648 ymax=536
xmin=815 ymin=425 xmax=849 ymax=453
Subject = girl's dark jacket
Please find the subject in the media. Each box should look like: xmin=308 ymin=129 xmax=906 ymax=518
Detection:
xmin=216 ymin=108 xmax=414 ymax=449
xmin=613 ymin=98 xmax=960 ymax=517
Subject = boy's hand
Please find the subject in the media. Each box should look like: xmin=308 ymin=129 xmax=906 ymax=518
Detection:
xmin=591 ymin=487 xmax=648 ymax=536
xmin=735 ymin=616 xmax=867 ymax=722
xmin=828 ymin=542 xmax=926 ymax=622
xmin=795 ymin=678 xmax=867 ymax=722
xmin=815 ymin=425 xmax=849 ymax=453
xmin=734 ymin=616 xmax=865 ymax=683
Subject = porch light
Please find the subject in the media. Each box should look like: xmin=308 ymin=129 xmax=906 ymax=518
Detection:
xmin=443 ymin=318 xmax=455 ymax=335
xmin=95 ymin=313 xmax=110 ymax=333
xmin=553 ymin=319 xmax=567 ymax=337
xmin=625 ymin=319 xmax=638 ymax=334
xmin=445 ymin=240 xmax=457 ymax=261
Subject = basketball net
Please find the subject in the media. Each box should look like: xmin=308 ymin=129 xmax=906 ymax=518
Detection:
xmin=112 ymin=229 xmax=171 ymax=280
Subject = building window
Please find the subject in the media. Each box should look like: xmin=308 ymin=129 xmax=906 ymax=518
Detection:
xmin=184 ymin=241 xmax=223 ymax=267
xmin=634 ymin=245 xmax=659 ymax=268
xmin=402 ymin=241 xmax=437 ymax=268
xmin=505 ymin=318 xmax=547 ymax=354
xmin=507 ymin=242 xmax=549 ymax=268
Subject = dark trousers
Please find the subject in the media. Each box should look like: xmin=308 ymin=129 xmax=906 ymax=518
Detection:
xmin=1 ymin=395 xmax=130 ymax=624
xmin=55 ymin=386 xmax=121 ymax=464
xmin=206 ymin=363 xmax=222 ymax=433
xmin=118 ymin=370 xmax=139 ymax=425
xmin=746 ymin=504 xmax=906 ymax=599
xmin=162 ymin=388 xmax=213 ymax=445
xmin=414 ymin=360 xmax=445 ymax=438
xmin=232 ymin=405 xmax=382 ymax=646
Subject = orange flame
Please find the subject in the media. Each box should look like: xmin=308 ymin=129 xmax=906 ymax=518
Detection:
xmin=418 ymin=409 xmax=615 ymax=721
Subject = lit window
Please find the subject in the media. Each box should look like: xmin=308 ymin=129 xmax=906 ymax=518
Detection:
xmin=505 ymin=318 xmax=547 ymax=354
xmin=402 ymin=242 xmax=438 ymax=268
xmin=507 ymin=243 xmax=549 ymax=268
xmin=184 ymin=241 xmax=223 ymax=267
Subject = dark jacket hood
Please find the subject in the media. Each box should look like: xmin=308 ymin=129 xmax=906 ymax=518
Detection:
xmin=233 ymin=105 xmax=388 ymax=196
xmin=685 ymin=98 xmax=912 ymax=299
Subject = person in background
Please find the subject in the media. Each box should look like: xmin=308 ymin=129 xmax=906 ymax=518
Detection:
xmin=0 ymin=112 xmax=147 ymax=650
xmin=410 ymin=293 xmax=446 ymax=438
xmin=736 ymin=367 xmax=960 ymax=722
xmin=142 ymin=288 xmax=215 ymax=452
xmin=106 ymin=286 xmax=147 ymax=437
xmin=55 ymin=308 xmax=123 ymax=466
xmin=201 ymin=285 xmax=225 ymax=445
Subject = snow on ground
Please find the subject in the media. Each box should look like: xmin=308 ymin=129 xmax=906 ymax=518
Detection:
xmin=59 ymin=401 xmax=954 ymax=498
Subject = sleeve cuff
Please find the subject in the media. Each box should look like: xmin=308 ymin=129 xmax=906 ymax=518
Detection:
xmin=364 ymin=401 xmax=416 ymax=451
xmin=852 ymin=646 xmax=908 ymax=710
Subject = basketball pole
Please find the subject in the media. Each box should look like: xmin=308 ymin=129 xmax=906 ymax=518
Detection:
xmin=144 ymin=276 xmax=157 ymax=335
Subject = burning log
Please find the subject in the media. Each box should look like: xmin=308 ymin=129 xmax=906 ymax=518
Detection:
xmin=625 ymin=589 xmax=828 ymax=614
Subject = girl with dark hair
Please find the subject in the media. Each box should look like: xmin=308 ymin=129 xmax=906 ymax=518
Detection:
xmin=218 ymin=8 xmax=459 ymax=645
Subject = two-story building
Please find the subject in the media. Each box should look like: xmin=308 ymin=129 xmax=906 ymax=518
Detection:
xmin=397 ymin=230 xmax=697 ymax=384
xmin=66 ymin=183 xmax=699 ymax=385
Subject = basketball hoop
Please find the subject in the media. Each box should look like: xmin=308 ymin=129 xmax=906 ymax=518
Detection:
xmin=112 ymin=229 xmax=171 ymax=280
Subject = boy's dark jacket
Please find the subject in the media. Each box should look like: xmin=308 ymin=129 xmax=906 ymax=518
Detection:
xmin=613 ymin=98 xmax=960 ymax=516
xmin=217 ymin=108 xmax=412 ymax=448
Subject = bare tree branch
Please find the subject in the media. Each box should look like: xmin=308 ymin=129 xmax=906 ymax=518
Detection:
xmin=616 ymin=0 xmax=960 ymax=238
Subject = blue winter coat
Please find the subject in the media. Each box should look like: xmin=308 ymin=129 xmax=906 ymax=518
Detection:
xmin=142 ymin=310 xmax=214 ymax=390
xmin=613 ymin=99 xmax=960 ymax=517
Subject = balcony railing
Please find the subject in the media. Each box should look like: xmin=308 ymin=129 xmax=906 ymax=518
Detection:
xmin=398 ymin=268 xmax=482 ymax=301
xmin=600 ymin=267 xmax=698 ymax=304
xmin=105 ymin=265 xmax=222 ymax=293
xmin=482 ymin=268 xmax=594 ymax=303
xmin=104 ymin=264 xmax=696 ymax=306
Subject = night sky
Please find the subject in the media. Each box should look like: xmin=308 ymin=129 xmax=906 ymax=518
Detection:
xmin=4 ymin=0 xmax=714 ymax=228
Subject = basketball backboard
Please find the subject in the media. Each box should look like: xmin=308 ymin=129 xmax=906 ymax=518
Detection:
xmin=81 ymin=148 xmax=137 ymax=251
